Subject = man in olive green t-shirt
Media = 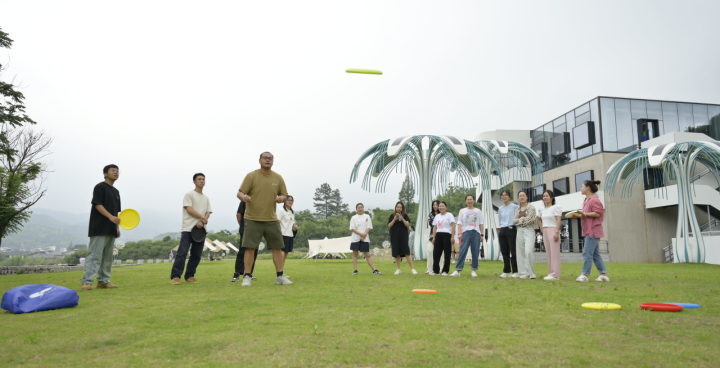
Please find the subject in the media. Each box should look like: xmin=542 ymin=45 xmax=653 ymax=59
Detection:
xmin=237 ymin=151 xmax=291 ymax=287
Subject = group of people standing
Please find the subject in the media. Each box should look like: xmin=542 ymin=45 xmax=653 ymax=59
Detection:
xmin=497 ymin=179 xmax=609 ymax=282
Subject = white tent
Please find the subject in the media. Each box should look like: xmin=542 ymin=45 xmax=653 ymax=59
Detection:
xmin=213 ymin=240 xmax=229 ymax=251
xmin=224 ymin=241 xmax=239 ymax=252
xmin=204 ymin=239 xmax=217 ymax=251
xmin=305 ymin=237 xmax=352 ymax=259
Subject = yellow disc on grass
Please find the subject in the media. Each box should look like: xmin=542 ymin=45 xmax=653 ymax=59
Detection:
xmin=118 ymin=209 xmax=140 ymax=230
xmin=582 ymin=302 xmax=621 ymax=310
xmin=346 ymin=68 xmax=382 ymax=75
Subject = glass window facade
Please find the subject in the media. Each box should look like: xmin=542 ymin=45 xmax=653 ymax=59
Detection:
xmin=530 ymin=97 xmax=720 ymax=173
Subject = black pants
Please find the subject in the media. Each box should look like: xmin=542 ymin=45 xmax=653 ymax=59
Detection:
xmin=433 ymin=232 xmax=452 ymax=274
xmin=233 ymin=234 xmax=257 ymax=276
xmin=171 ymin=232 xmax=204 ymax=280
xmin=498 ymin=227 xmax=518 ymax=273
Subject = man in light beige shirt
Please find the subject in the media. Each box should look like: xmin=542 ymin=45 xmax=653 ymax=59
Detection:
xmin=171 ymin=173 xmax=212 ymax=285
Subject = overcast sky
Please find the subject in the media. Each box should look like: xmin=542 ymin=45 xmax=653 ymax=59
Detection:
xmin=1 ymin=0 xmax=719 ymax=232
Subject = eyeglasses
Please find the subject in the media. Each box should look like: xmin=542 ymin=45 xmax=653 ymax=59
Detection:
xmin=261 ymin=156 xmax=274 ymax=161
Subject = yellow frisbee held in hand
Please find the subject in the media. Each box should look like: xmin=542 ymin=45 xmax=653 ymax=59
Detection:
xmin=582 ymin=302 xmax=621 ymax=310
xmin=118 ymin=209 xmax=140 ymax=230
xmin=346 ymin=68 xmax=382 ymax=75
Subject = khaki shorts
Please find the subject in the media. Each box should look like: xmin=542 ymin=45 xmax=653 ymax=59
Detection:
xmin=452 ymin=243 xmax=460 ymax=253
xmin=242 ymin=220 xmax=284 ymax=249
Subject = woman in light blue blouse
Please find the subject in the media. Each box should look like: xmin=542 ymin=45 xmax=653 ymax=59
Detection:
xmin=497 ymin=189 xmax=519 ymax=277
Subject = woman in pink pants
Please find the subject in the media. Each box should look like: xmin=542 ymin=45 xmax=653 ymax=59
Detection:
xmin=538 ymin=190 xmax=562 ymax=281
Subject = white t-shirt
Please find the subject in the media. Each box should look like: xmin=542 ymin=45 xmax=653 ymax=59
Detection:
xmin=182 ymin=190 xmax=212 ymax=232
xmin=277 ymin=207 xmax=296 ymax=237
xmin=539 ymin=204 xmax=562 ymax=228
xmin=432 ymin=213 xmax=456 ymax=234
xmin=349 ymin=214 xmax=373 ymax=243
xmin=458 ymin=208 xmax=483 ymax=233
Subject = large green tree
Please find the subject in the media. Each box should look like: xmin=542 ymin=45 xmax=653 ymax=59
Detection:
xmin=0 ymin=27 xmax=50 ymax=250
xmin=398 ymin=173 xmax=416 ymax=213
xmin=312 ymin=183 xmax=348 ymax=219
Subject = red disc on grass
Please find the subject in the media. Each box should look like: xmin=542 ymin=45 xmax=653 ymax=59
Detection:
xmin=640 ymin=303 xmax=683 ymax=312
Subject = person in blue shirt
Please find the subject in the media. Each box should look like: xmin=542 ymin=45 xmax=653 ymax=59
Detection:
xmin=497 ymin=189 xmax=519 ymax=278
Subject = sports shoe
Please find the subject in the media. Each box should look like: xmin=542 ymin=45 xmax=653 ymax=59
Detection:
xmin=424 ymin=269 xmax=429 ymax=274
xmin=231 ymin=275 xmax=241 ymax=282
xmin=352 ymin=270 xmax=359 ymax=276
xmin=595 ymin=275 xmax=610 ymax=282
xmin=81 ymin=283 xmax=92 ymax=290
xmin=372 ymin=269 xmax=382 ymax=275
xmin=529 ymin=275 xmax=537 ymax=280
xmin=518 ymin=274 xmax=529 ymax=279
xmin=275 ymin=275 xmax=293 ymax=285
xmin=449 ymin=271 xmax=461 ymax=277
xmin=451 ymin=260 xmax=456 ymax=264
xmin=511 ymin=273 xmax=520 ymax=278
xmin=171 ymin=278 xmax=181 ymax=285
xmin=96 ymin=282 xmax=118 ymax=289
xmin=251 ymin=277 xmax=257 ymax=281
xmin=242 ymin=275 xmax=252 ymax=286
xmin=185 ymin=277 xmax=199 ymax=284
xmin=428 ymin=271 xmax=436 ymax=275
xmin=284 ymin=274 xmax=290 ymax=278
xmin=576 ymin=275 xmax=589 ymax=282
xmin=499 ymin=273 xmax=511 ymax=278
xmin=544 ymin=275 xmax=559 ymax=281
xmin=394 ymin=269 xmax=401 ymax=275
xmin=471 ymin=271 xmax=478 ymax=278
xmin=411 ymin=269 xmax=418 ymax=275
xmin=441 ymin=272 xmax=449 ymax=276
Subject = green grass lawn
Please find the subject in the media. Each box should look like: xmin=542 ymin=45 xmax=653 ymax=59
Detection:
xmin=1 ymin=259 xmax=719 ymax=367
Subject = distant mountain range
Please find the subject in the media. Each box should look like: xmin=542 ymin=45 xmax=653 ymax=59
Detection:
xmin=2 ymin=208 xmax=234 ymax=250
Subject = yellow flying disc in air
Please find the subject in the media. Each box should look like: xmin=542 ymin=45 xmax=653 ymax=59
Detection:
xmin=581 ymin=302 xmax=621 ymax=310
xmin=118 ymin=209 xmax=140 ymax=230
xmin=346 ymin=68 xmax=382 ymax=75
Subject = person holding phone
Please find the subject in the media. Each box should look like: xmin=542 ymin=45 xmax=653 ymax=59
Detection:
xmin=388 ymin=201 xmax=418 ymax=275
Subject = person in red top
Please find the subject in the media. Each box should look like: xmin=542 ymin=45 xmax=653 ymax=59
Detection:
xmin=568 ymin=180 xmax=609 ymax=282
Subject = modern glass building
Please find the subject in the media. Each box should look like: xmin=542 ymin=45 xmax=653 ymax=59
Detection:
xmin=530 ymin=97 xmax=720 ymax=172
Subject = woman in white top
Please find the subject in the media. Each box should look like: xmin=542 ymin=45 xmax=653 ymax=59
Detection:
xmin=513 ymin=190 xmax=538 ymax=279
xmin=450 ymin=195 xmax=484 ymax=278
xmin=276 ymin=196 xmax=298 ymax=264
xmin=349 ymin=203 xmax=380 ymax=275
xmin=431 ymin=202 xmax=456 ymax=276
xmin=538 ymin=190 xmax=562 ymax=280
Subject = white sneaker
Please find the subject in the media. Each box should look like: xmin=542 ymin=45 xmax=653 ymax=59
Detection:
xmin=411 ymin=269 xmax=418 ymax=275
xmin=428 ymin=271 xmax=436 ymax=275
xmin=529 ymin=275 xmax=537 ymax=279
xmin=440 ymin=272 xmax=447 ymax=276
xmin=450 ymin=271 xmax=461 ymax=277
xmin=241 ymin=275 xmax=252 ymax=286
xmin=595 ymin=275 xmax=610 ymax=282
xmin=471 ymin=271 xmax=478 ymax=278
xmin=275 ymin=275 xmax=293 ymax=285
xmin=576 ymin=275 xmax=589 ymax=282
xmin=451 ymin=260 xmax=456 ymax=264
xmin=544 ymin=275 xmax=559 ymax=281
xmin=499 ymin=273 xmax=510 ymax=278
xmin=511 ymin=273 xmax=520 ymax=278
xmin=394 ymin=269 xmax=401 ymax=275
xmin=425 ymin=269 xmax=429 ymax=274
xmin=518 ymin=274 xmax=529 ymax=279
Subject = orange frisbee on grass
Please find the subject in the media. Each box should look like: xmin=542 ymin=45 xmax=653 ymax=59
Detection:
xmin=412 ymin=289 xmax=437 ymax=294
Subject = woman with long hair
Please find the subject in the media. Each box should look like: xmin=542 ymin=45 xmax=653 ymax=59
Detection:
xmin=277 ymin=195 xmax=298 ymax=276
xmin=431 ymin=202 xmax=455 ymax=275
xmin=538 ymin=190 xmax=562 ymax=280
xmin=426 ymin=200 xmax=440 ymax=274
xmin=513 ymin=190 xmax=538 ymax=279
xmin=388 ymin=201 xmax=417 ymax=275
xmin=571 ymin=180 xmax=609 ymax=282
xmin=497 ymin=189 xmax=519 ymax=278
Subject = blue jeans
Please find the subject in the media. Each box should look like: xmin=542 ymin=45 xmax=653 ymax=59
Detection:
xmin=455 ymin=231 xmax=480 ymax=271
xmin=171 ymin=232 xmax=204 ymax=280
xmin=582 ymin=235 xmax=607 ymax=276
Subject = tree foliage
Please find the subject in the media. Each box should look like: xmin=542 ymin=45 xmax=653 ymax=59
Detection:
xmin=398 ymin=173 xmax=416 ymax=213
xmin=0 ymin=27 xmax=49 ymax=250
xmin=434 ymin=183 xmax=479 ymax=216
xmin=312 ymin=183 xmax=348 ymax=219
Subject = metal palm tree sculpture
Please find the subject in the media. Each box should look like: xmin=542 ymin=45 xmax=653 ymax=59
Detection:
xmin=606 ymin=141 xmax=720 ymax=263
xmin=350 ymin=135 xmax=502 ymax=260
xmin=474 ymin=140 xmax=544 ymax=260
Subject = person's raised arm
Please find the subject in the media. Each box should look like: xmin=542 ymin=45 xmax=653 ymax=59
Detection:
xmin=388 ymin=214 xmax=397 ymax=228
